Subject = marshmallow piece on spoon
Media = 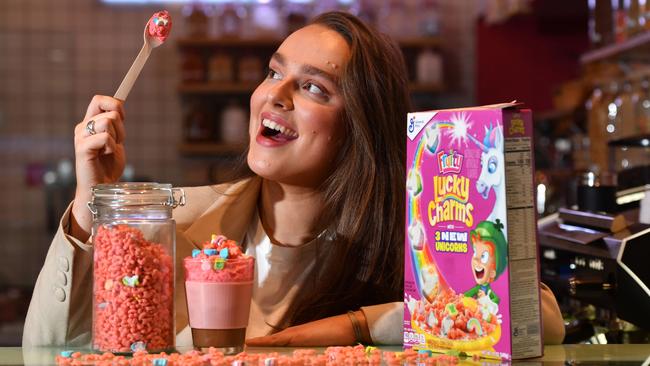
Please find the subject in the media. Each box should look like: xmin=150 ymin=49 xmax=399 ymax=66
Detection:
xmin=147 ymin=10 xmax=172 ymax=43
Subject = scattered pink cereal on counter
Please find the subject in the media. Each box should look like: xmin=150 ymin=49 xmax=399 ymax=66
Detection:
xmin=54 ymin=346 xmax=463 ymax=365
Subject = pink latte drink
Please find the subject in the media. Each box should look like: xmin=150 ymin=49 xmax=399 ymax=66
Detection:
xmin=184 ymin=235 xmax=254 ymax=354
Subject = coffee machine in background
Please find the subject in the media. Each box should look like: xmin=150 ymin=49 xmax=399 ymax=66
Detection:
xmin=537 ymin=134 xmax=650 ymax=344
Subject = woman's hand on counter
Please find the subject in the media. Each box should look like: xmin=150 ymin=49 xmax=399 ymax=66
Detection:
xmin=245 ymin=311 xmax=370 ymax=347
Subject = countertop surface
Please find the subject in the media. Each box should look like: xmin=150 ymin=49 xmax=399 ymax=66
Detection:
xmin=1 ymin=344 xmax=650 ymax=365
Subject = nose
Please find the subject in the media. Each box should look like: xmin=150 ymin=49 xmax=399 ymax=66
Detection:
xmin=266 ymin=79 xmax=294 ymax=110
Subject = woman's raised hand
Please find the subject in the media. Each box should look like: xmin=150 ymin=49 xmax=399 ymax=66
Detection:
xmin=69 ymin=95 xmax=127 ymax=242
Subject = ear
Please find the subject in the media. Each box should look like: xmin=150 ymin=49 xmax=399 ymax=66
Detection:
xmin=494 ymin=126 xmax=503 ymax=150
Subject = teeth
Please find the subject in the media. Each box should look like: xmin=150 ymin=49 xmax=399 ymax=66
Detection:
xmin=262 ymin=118 xmax=298 ymax=137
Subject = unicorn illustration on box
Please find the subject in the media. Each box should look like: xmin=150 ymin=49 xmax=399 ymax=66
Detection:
xmin=468 ymin=124 xmax=507 ymax=236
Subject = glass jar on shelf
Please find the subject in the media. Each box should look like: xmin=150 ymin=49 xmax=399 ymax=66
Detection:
xmin=416 ymin=48 xmax=443 ymax=86
xmin=89 ymin=183 xmax=185 ymax=353
xmin=182 ymin=3 xmax=210 ymax=38
xmin=208 ymin=53 xmax=234 ymax=83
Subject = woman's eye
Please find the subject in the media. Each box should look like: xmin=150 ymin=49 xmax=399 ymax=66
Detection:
xmin=267 ymin=69 xmax=282 ymax=80
xmin=305 ymin=82 xmax=324 ymax=95
xmin=480 ymin=251 xmax=490 ymax=264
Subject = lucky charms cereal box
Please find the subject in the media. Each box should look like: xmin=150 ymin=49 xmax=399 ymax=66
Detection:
xmin=404 ymin=103 xmax=542 ymax=360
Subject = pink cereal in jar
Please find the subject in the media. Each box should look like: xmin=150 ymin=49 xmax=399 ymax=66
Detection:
xmin=93 ymin=224 xmax=174 ymax=353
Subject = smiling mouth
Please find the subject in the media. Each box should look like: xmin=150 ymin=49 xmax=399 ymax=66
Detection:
xmin=474 ymin=267 xmax=485 ymax=280
xmin=261 ymin=118 xmax=298 ymax=141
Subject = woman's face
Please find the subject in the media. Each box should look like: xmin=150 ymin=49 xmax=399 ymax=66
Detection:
xmin=248 ymin=24 xmax=350 ymax=188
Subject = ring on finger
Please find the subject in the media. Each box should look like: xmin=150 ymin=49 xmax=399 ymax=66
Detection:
xmin=85 ymin=119 xmax=97 ymax=136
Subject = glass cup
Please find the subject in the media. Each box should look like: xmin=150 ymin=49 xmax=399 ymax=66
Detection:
xmin=184 ymin=255 xmax=255 ymax=354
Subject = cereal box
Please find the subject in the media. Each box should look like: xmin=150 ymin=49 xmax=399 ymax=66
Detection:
xmin=403 ymin=103 xmax=542 ymax=360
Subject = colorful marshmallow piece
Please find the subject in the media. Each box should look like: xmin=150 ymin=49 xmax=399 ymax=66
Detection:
xmin=201 ymin=260 xmax=212 ymax=271
xmin=122 ymin=275 xmax=140 ymax=287
xmin=130 ymin=341 xmax=147 ymax=352
xmin=417 ymin=349 xmax=432 ymax=356
xmin=364 ymin=346 xmax=378 ymax=355
xmin=263 ymin=358 xmax=277 ymax=366
xmin=424 ymin=123 xmax=440 ymax=153
xmin=219 ymin=248 xmax=229 ymax=259
xmin=214 ymin=258 xmax=225 ymax=270
xmin=98 ymin=302 xmax=108 ymax=310
xmin=406 ymin=169 xmax=423 ymax=197
xmin=445 ymin=303 xmax=458 ymax=317
xmin=152 ymin=358 xmax=168 ymax=366
xmin=232 ymin=360 xmax=246 ymax=366
xmin=60 ymin=350 xmax=74 ymax=358
xmin=211 ymin=234 xmax=218 ymax=244
xmin=192 ymin=249 xmax=201 ymax=258
xmin=466 ymin=317 xmax=483 ymax=336
xmin=204 ymin=248 xmax=217 ymax=256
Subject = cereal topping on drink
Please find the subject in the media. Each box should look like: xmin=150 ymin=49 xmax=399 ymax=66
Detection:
xmin=185 ymin=234 xmax=253 ymax=282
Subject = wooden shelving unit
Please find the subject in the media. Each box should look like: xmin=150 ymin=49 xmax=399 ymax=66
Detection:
xmin=177 ymin=37 xmax=280 ymax=48
xmin=580 ymin=31 xmax=650 ymax=64
xmin=177 ymin=36 xmax=445 ymax=162
xmin=178 ymin=82 xmax=259 ymax=94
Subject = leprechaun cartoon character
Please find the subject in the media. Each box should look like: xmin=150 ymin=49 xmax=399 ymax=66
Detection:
xmin=465 ymin=220 xmax=507 ymax=309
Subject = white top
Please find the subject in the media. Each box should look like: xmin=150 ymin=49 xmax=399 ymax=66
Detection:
xmin=244 ymin=209 xmax=320 ymax=337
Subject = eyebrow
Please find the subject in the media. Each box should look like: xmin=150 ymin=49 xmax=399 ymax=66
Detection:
xmin=271 ymin=52 xmax=340 ymax=85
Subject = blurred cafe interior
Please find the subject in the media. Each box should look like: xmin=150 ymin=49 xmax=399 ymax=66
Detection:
xmin=1 ymin=0 xmax=650 ymax=356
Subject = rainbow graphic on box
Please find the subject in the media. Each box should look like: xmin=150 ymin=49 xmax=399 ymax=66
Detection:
xmin=403 ymin=103 xmax=543 ymax=361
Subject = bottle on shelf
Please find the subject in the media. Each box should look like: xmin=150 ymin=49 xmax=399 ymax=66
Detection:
xmin=587 ymin=83 xmax=608 ymax=170
xmin=626 ymin=0 xmax=642 ymax=37
xmin=181 ymin=52 xmax=205 ymax=83
xmin=238 ymin=55 xmax=263 ymax=84
xmin=251 ymin=0 xmax=284 ymax=39
xmin=418 ymin=0 xmax=440 ymax=37
xmin=217 ymin=3 xmax=245 ymax=38
xmin=184 ymin=102 xmax=213 ymax=142
xmin=220 ymin=101 xmax=249 ymax=145
xmin=593 ymin=0 xmax=614 ymax=47
xmin=183 ymin=3 xmax=210 ymax=38
xmin=283 ymin=0 xmax=311 ymax=36
xmin=377 ymin=0 xmax=413 ymax=39
xmin=634 ymin=76 xmax=650 ymax=132
xmin=613 ymin=0 xmax=628 ymax=43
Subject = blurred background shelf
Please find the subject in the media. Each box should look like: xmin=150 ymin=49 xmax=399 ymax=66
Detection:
xmin=178 ymin=82 xmax=260 ymax=94
xmin=581 ymin=31 xmax=650 ymax=64
xmin=178 ymin=142 xmax=246 ymax=157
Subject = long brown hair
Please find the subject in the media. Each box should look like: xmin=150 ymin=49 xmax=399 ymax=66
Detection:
xmin=279 ymin=11 xmax=410 ymax=326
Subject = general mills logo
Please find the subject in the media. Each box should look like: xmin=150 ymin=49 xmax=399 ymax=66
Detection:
xmin=408 ymin=116 xmax=416 ymax=133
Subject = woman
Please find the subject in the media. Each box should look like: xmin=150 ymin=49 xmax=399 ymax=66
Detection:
xmin=23 ymin=11 xmax=565 ymax=347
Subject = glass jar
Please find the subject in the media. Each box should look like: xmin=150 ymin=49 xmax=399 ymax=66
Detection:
xmin=88 ymin=183 xmax=185 ymax=353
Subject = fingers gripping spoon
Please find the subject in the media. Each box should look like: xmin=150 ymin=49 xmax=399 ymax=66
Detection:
xmin=114 ymin=11 xmax=172 ymax=101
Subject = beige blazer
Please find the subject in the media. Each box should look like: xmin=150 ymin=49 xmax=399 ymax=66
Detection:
xmin=23 ymin=177 xmax=404 ymax=347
